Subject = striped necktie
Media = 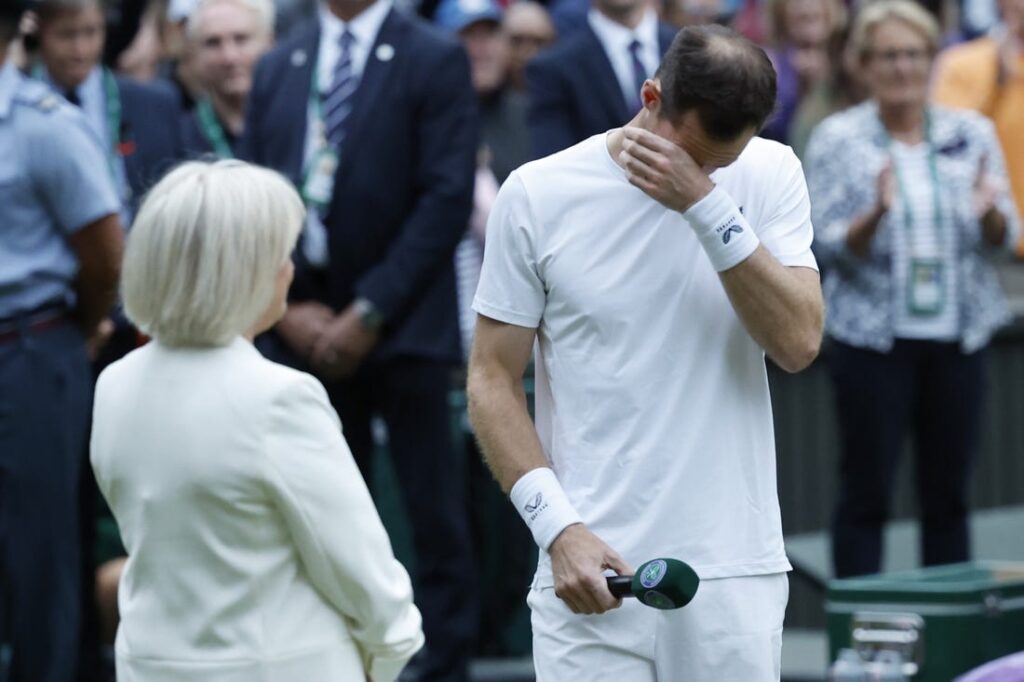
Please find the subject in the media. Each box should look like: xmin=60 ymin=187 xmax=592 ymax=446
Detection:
xmin=324 ymin=30 xmax=358 ymax=149
xmin=628 ymin=39 xmax=647 ymax=112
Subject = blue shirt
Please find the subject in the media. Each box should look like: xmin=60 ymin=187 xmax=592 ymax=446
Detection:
xmin=44 ymin=65 xmax=133 ymax=226
xmin=0 ymin=60 xmax=121 ymax=318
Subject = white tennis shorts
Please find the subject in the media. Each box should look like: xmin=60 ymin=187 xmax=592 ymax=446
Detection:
xmin=528 ymin=572 xmax=789 ymax=681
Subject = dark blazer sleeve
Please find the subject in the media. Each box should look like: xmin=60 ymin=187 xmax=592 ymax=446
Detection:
xmin=525 ymin=53 xmax=577 ymax=160
xmin=352 ymin=40 xmax=478 ymax=323
xmin=238 ymin=57 xmax=270 ymax=165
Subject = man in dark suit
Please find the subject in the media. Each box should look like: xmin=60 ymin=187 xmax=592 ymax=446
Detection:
xmin=242 ymin=1 xmax=479 ymax=679
xmin=525 ymin=0 xmax=677 ymax=158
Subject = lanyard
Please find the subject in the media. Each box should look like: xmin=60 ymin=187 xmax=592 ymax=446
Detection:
xmin=885 ymin=109 xmax=945 ymax=248
xmin=101 ymin=68 xmax=121 ymax=172
xmin=195 ymin=98 xmax=234 ymax=159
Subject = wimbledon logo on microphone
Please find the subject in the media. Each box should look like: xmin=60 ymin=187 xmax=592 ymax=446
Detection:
xmin=639 ymin=559 xmax=667 ymax=589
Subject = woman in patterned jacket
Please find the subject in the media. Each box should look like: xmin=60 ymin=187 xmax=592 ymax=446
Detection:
xmin=805 ymin=0 xmax=1020 ymax=579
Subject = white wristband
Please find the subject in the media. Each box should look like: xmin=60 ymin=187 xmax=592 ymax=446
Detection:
xmin=683 ymin=185 xmax=760 ymax=272
xmin=510 ymin=468 xmax=581 ymax=551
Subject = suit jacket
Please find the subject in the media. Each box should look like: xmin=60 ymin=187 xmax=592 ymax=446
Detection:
xmin=526 ymin=21 xmax=678 ymax=159
xmin=180 ymin=107 xmax=241 ymax=160
xmin=90 ymin=338 xmax=424 ymax=682
xmin=242 ymin=9 xmax=478 ymax=364
xmin=117 ymin=76 xmax=183 ymax=204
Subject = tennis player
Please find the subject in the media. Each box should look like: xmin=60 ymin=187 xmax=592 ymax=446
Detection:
xmin=467 ymin=24 xmax=824 ymax=680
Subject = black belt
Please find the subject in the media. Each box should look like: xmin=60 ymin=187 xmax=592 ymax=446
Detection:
xmin=0 ymin=303 xmax=72 ymax=344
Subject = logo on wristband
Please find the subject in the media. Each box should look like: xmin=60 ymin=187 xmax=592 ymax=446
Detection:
xmin=524 ymin=493 xmax=543 ymax=513
xmin=721 ymin=224 xmax=744 ymax=244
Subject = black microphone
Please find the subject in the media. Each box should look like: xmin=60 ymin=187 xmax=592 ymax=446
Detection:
xmin=606 ymin=558 xmax=700 ymax=610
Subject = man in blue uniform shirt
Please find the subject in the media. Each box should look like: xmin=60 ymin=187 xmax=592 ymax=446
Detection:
xmin=0 ymin=4 xmax=123 ymax=681
xmin=33 ymin=0 xmax=182 ymax=368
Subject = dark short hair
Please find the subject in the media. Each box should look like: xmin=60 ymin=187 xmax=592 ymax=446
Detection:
xmin=36 ymin=0 xmax=105 ymax=26
xmin=0 ymin=1 xmax=23 ymax=44
xmin=655 ymin=25 xmax=777 ymax=141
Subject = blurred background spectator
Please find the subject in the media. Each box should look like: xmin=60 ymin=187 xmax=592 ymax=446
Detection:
xmin=525 ymin=0 xmax=676 ymax=157
xmin=33 ymin=0 xmax=182 ymax=225
xmin=933 ymin=0 xmax=1024 ymax=255
xmin=181 ymin=0 xmax=274 ymax=157
xmin=805 ymin=0 xmax=1020 ymax=579
xmin=761 ymin=0 xmax=846 ymax=144
xmin=501 ymin=1 xmax=554 ymax=92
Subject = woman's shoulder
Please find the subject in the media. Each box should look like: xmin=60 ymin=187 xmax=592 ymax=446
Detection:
xmin=95 ymin=338 xmax=326 ymax=412
xmin=813 ymin=102 xmax=877 ymax=142
xmin=931 ymin=104 xmax=996 ymax=139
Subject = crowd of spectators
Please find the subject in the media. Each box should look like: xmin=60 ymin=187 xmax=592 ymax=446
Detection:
xmin=0 ymin=0 xmax=1021 ymax=679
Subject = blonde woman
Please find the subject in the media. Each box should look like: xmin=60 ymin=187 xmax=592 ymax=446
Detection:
xmin=90 ymin=160 xmax=423 ymax=681
xmin=806 ymin=1 xmax=1019 ymax=579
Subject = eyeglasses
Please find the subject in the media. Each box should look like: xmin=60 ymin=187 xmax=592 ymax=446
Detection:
xmin=868 ymin=48 xmax=933 ymax=65
xmin=507 ymin=33 xmax=553 ymax=49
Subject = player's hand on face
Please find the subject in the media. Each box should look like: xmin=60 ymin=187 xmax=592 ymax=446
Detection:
xmin=620 ymin=127 xmax=714 ymax=212
xmin=549 ymin=523 xmax=633 ymax=615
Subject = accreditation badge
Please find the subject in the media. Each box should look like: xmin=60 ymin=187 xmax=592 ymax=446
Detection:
xmin=301 ymin=146 xmax=339 ymax=211
xmin=907 ymin=258 xmax=945 ymax=316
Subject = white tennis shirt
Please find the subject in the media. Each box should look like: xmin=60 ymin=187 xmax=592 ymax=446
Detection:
xmin=473 ymin=132 xmax=817 ymax=584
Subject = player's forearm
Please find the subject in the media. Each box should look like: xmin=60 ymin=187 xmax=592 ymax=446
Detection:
xmin=466 ymin=365 xmax=550 ymax=494
xmin=719 ymin=247 xmax=823 ymax=373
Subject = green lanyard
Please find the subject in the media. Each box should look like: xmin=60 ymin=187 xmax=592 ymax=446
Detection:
xmin=308 ymin=53 xmax=327 ymax=146
xmin=195 ymin=98 xmax=234 ymax=159
xmin=886 ymin=109 xmax=945 ymax=248
xmin=101 ymin=68 xmax=123 ymax=179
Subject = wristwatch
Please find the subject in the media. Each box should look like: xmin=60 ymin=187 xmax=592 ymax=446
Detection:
xmin=353 ymin=297 xmax=383 ymax=331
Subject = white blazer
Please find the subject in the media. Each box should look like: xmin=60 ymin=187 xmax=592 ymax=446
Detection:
xmin=91 ymin=338 xmax=424 ymax=682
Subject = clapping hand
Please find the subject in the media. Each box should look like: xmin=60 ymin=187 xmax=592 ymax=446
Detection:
xmin=876 ymin=161 xmax=896 ymax=215
xmin=973 ymin=153 xmax=1008 ymax=245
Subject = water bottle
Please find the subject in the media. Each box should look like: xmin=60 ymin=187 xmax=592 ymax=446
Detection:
xmin=873 ymin=650 xmax=908 ymax=681
xmin=829 ymin=648 xmax=869 ymax=681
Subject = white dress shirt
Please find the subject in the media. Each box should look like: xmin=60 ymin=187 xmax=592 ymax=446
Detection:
xmin=587 ymin=8 xmax=660 ymax=108
xmin=302 ymin=0 xmax=394 ymax=267
xmin=91 ymin=338 xmax=424 ymax=682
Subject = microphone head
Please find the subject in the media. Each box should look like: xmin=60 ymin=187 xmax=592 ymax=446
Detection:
xmin=630 ymin=558 xmax=700 ymax=610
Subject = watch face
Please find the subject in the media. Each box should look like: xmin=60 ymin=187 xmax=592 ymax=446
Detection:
xmin=356 ymin=299 xmax=382 ymax=329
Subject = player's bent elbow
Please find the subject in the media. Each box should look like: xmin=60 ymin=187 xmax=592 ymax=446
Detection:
xmin=775 ymin=333 xmax=821 ymax=374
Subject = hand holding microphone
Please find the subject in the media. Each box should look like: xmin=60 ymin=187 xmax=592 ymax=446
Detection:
xmin=606 ymin=558 xmax=700 ymax=610
xmin=549 ymin=524 xmax=633 ymax=615
xmin=550 ymin=525 xmax=699 ymax=614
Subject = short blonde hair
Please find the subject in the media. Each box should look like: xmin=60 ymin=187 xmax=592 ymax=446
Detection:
xmin=849 ymin=0 xmax=940 ymax=59
xmin=186 ymin=0 xmax=275 ymax=41
xmin=122 ymin=161 xmax=303 ymax=347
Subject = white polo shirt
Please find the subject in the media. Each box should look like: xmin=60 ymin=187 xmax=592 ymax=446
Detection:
xmin=473 ymin=132 xmax=816 ymax=584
